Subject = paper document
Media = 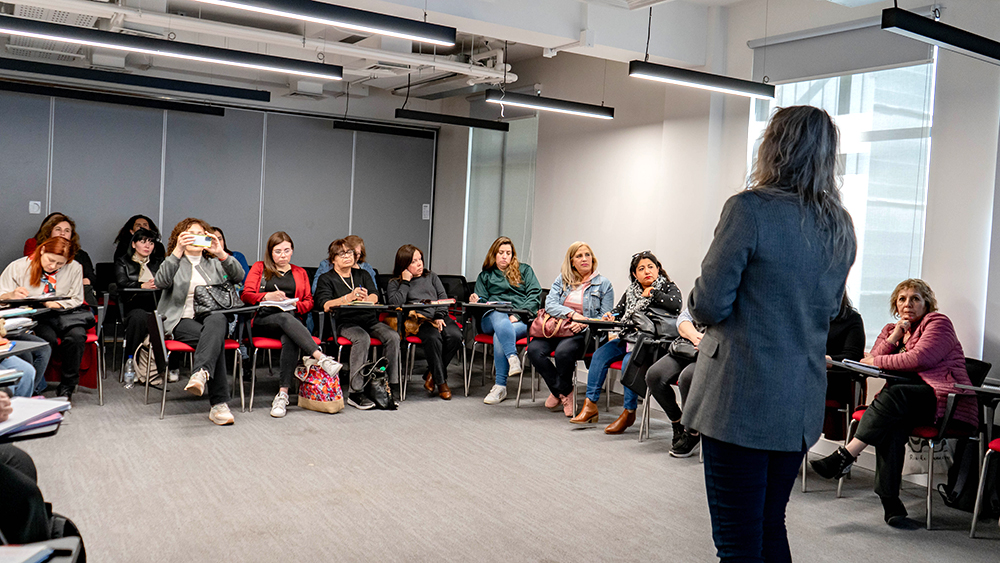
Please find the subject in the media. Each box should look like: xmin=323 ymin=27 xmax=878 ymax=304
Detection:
xmin=260 ymin=298 xmax=299 ymax=312
xmin=831 ymin=359 xmax=882 ymax=376
xmin=3 ymin=317 xmax=34 ymax=330
xmin=0 ymin=545 xmax=54 ymax=563
xmin=0 ymin=397 xmax=71 ymax=438
xmin=0 ymin=307 xmax=37 ymax=318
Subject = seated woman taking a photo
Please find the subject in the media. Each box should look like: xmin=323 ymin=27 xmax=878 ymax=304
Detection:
xmin=314 ymin=238 xmax=400 ymax=411
xmin=241 ymin=231 xmax=342 ymax=418
xmin=0 ymin=237 xmax=85 ymax=400
xmin=570 ymin=251 xmax=682 ymax=434
xmin=386 ymin=244 xmax=462 ymax=401
xmin=154 ymin=218 xmax=245 ymax=426
xmin=115 ymin=228 xmax=163 ymax=374
xmin=811 ymin=279 xmax=977 ymax=526
xmin=526 ymin=241 xmax=614 ymax=417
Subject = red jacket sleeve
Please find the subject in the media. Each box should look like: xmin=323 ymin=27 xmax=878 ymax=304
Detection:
xmin=292 ymin=266 xmax=313 ymax=315
xmin=872 ymin=313 xmax=958 ymax=373
xmin=241 ymin=262 xmax=267 ymax=305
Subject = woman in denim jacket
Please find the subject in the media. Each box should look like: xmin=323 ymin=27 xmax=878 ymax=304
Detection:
xmin=526 ymin=242 xmax=614 ymax=417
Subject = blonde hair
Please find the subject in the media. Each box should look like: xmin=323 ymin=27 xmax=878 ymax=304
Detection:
xmin=889 ymin=278 xmax=938 ymax=318
xmin=560 ymin=242 xmax=597 ymax=290
xmin=482 ymin=236 xmax=521 ymax=287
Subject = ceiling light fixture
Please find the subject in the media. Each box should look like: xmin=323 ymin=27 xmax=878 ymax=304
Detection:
xmin=628 ymin=60 xmax=775 ymax=99
xmin=882 ymin=7 xmax=1000 ymax=66
xmin=187 ymin=0 xmax=456 ymax=46
xmin=395 ymin=109 xmax=509 ymax=131
xmin=0 ymin=15 xmax=343 ymax=82
xmin=484 ymin=90 xmax=614 ymax=120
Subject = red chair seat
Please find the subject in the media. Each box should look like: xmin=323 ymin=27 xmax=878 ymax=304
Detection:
xmin=405 ymin=336 xmax=422 ymax=344
xmin=165 ymin=340 xmax=196 ymax=353
xmin=224 ymin=339 xmax=241 ymax=350
xmin=610 ymin=360 xmax=623 ymax=370
xmin=911 ymin=426 xmax=938 ymax=439
xmin=852 ymin=406 xmax=867 ymax=422
xmin=85 ymin=333 xmax=98 ymax=344
xmin=474 ymin=333 xmax=493 ymax=344
xmin=311 ymin=336 xmax=321 ymax=345
xmin=336 ymin=336 xmax=352 ymax=346
xmin=252 ymin=337 xmax=283 ymax=349
xmin=516 ymin=337 xmax=528 ymax=346
xmin=370 ymin=338 xmax=383 ymax=346
xmin=990 ymin=438 xmax=1000 ymax=453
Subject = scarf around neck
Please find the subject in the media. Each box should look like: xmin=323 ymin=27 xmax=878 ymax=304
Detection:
xmin=622 ymin=275 xmax=668 ymax=322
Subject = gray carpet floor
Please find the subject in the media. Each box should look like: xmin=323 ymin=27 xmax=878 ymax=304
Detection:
xmin=16 ymin=355 xmax=1000 ymax=562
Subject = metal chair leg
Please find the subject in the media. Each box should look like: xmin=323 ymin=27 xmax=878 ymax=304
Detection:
xmin=236 ymin=349 xmax=245 ymax=413
xmin=926 ymin=439 xmax=936 ymax=530
xmin=837 ymin=417 xmax=859 ymax=498
xmin=97 ymin=339 xmax=105 ymax=406
xmin=250 ymin=348 xmax=258 ymax=413
xmin=462 ymin=345 xmax=469 ymax=397
xmin=638 ymin=386 xmax=652 ymax=443
xmin=159 ymin=354 xmax=170 ymax=420
xmin=801 ymin=457 xmax=808 ymax=493
xmin=143 ymin=345 xmax=154 ymax=404
xmin=971 ymin=450 xmax=995 ymax=538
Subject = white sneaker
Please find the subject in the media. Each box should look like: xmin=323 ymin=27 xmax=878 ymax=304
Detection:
xmin=167 ymin=369 xmax=180 ymax=383
xmin=270 ymin=391 xmax=289 ymax=418
xmin=484 ymin=384 xmax=507 ymax=405
xmin=184 ymin=368 xmax=209 ymax=396
xmin=209 ymin=403 xmax=234 ymax=425
xmin=507 ymin=354 xmax=522 ymax=377
xmin=318 ymin=355 xmax=343 ymax=377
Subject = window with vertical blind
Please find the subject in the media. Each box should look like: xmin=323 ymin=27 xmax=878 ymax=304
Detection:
xmin=747 ymin=61 xmax=937 ymax=346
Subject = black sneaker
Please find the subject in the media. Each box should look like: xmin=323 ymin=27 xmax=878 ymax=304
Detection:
xmin=810 ymin=446 xmax=855 ymax=479
xmin=671 ymin=421 xmax=685 ymax=447
xmin=881 ymin=496 xmax=908 ymax=526
xmin=669 ymin=431 xmax=701 ymax=458
xmin=347 ymin=393 xmax=375 ymax=410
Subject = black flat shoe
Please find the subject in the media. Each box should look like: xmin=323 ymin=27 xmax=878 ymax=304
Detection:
xmin=881 ymin=496 xmax=908 ymax=526
xmin=810 ymin=446 xmax=856 ymax=479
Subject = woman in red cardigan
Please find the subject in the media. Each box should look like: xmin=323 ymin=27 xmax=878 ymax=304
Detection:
xmin=811 ymin=278 xmax=978 ymax=526
xmin=242 ymin=231 xmax=342 ymax=418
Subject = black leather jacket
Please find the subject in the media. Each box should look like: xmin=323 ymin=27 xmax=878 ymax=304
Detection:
xmin=114 ymin=253 xmax=163 ymax=308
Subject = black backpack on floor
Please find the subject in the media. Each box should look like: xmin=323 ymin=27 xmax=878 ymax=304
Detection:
xmin=938 ymin=437 xmax=1000 ymax=518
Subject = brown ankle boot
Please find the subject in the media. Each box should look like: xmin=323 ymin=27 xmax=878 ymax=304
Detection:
xmin=438 ymin=383 xmax=452 ymax=400
xmin=570 ymin=398 xmax=599 ymax=424
xmin=604 ymin=409 xmax=636 ymax=434
xmin=423 ymin=372 xmax=435 ymax=395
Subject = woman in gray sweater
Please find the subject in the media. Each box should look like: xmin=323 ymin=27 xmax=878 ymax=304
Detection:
xmin=155 ymin=218 xmax=245 ymax=425
xmin=385 ymin=245 xmax=461 ymax=400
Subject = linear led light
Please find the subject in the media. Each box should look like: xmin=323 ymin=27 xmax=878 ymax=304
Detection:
xmin=395 ymin=109 xmax=509 ymax=131
xmin=882 ymin=7 xmax=1000 ymax=66
xmin=628 ymin=60 xmax=774 ymax=99
xmin=0 ymin=15 xmax=342 ymax=82
xmin=189 ymin=0 xmax=456 ymax=47
xmin=484 ymin=90 xmax=614 ymax=120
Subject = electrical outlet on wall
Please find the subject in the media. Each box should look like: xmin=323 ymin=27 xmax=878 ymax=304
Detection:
xmin=28 ymin=201 xmax=41 ymax=214
xmin=422 ymin=204 xmax=430 ymax=220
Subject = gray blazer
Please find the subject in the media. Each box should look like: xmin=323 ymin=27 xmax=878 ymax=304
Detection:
xmin=155 ymin=253 xmax=245 ymax=334
xmin=682 ymin=190 xmax=856 ymax=452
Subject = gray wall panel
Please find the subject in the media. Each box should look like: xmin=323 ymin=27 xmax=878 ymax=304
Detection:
xmin=163 ymin=109 xmax=263 ymax=260
xmin=50 ymin=99 xmax=163 ymax=265
xmin=261 ymin=114 xmax=353 ymax=269
xmin=351 ymin=132 xmax=434 ymax=274
xmin=0 ymin=92 xmax=51 ymax=269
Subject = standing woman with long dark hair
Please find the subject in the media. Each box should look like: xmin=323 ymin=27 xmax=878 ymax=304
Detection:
xmin=683 ymin=106 xmax=856 ymax=561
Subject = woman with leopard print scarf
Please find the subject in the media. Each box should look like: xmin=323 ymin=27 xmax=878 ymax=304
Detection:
xmin=570 ymin=251 xmax=682 ymax=434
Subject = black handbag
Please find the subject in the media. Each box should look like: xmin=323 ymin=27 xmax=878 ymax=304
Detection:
xmin=668 ymin=337 xmax=699 ymax=362
xmin=628 ymin=307 xmax=678 ymax=342
xmin=620 ymin=333 xmax=670 ymax=397
xmin=362 ymin=358 xmax=397 ymax=410
xmin=47 ymin=307 xmax=96 ymax=333
xmin=193 ymin=282 xmax=242 ymax=316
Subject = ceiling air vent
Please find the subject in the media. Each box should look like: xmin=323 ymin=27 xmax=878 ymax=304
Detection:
xmin=8 ymin=5 xmax=97 ymax=61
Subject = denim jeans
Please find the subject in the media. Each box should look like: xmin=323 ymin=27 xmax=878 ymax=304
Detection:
xmin=15 ymin=334 xmax=50 ymax=394
xmin=701 ymin=436 xmax=806 ymax=563
xmin=585 ymin=338 xmax=637 ymax=411
xmin=3 ymin=356 xmax=36 ymax=398
xmin=479 ymin=310 xmax=527 ymax=386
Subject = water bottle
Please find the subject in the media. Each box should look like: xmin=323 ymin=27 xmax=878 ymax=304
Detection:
xmin=123 ymin=357 xmax=135 ymax=389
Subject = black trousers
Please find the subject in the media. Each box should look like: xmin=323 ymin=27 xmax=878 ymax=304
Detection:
xmin=677 ymin=361 xmax=697 ymax=407
xmin=32 ymin=320 xmax=86 ymax=390
xmin=525 ymin=332 xmax=588 ymax=397
xmin=123 ymin=308 xmax=151 ymax=357
xmin=172 ymin=315 xmax=230 ymax=406
xmin=253 ymin=312 xmax=319 ymax=389
xmin=0 ymin=445 xmax=48 ymax=544
xmin=645 ymin=354 xmax=693 ymax=422
xmin=416 ymin=317 xmax=463 ymax=385
xmin=854 ymin=382 xmax=937 ymax=499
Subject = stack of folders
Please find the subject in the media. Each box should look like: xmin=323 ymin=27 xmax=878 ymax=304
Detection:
xmin=0 ymin=307 xmax=38 ymax=318
xmin=0 ymin=545 xmax=54 ymax=563
xmin=0 ymin=397 xmax=71 ymax=440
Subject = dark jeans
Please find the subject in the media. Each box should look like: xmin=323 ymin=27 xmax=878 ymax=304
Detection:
xmin=123 ymin=308 xmax=151 ymax=357
xmin=416 ymin=316 xmax=463 ymax=385
xmin=253 ymin=312 xmax=319 ymax=389
xmin=172 ymin=315 xmax=230 ymax=406
xmin=15 ymin=333 xmax=52 ymax=394
xmin=526 ymin=332 xmax=588 ymax=397
xmin=0 ymin=445 xmax=48 ymax=544
xmin=702 ymin=436 xmax=806 ymax=563
xmin=854 ymin=382 xmax=937 ymax=499
xmin=645 ymin=354 xmax=693 ymax=421
xmin=32 ymin=320 xmax=86 ymax=390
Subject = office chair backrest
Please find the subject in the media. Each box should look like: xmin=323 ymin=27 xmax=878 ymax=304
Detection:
xmin=438 ymin=274 xmax=469 ymax=302
xmin=145 ymin=313 xmax=171 ymax=375
xmin=94 ymin=262 xmax=115 ymax=294
xmin=966 ymin=358 xmax=993 ymax=388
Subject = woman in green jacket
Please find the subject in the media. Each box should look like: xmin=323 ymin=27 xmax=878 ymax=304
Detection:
xmin=470 ymin=236 xmax=542 ymax=405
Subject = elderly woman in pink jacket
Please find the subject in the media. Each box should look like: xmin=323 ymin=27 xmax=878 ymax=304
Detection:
xmin=811 ymin=278 xmax=978 ymax=526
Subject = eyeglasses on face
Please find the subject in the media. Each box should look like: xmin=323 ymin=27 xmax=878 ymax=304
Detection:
xmin=336 ymin=250 xmax=356 ymax=258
